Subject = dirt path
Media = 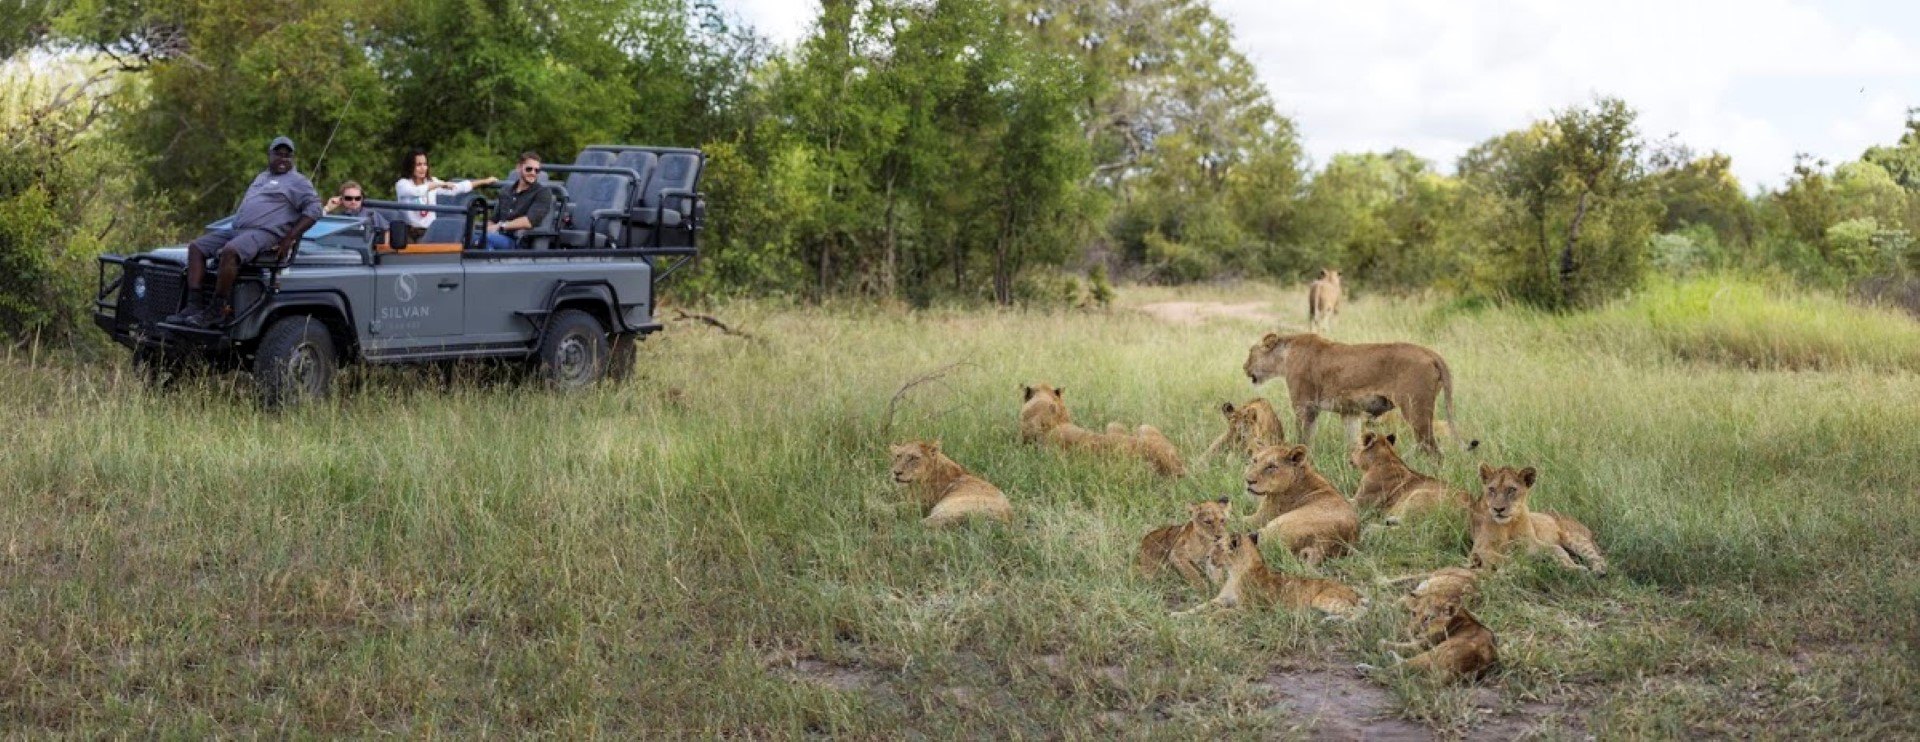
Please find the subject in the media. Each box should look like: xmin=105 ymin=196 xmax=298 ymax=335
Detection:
xmin=1135 ymin=300 xmax=1283 ymax=326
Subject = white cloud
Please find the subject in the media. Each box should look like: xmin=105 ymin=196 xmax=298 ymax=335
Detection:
xmin=1217 ymin=0 xmax=1920 ymax=190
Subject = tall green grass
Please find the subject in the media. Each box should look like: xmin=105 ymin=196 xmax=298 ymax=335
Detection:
xmin=1 ymin=279 xmax=1916 ymax=735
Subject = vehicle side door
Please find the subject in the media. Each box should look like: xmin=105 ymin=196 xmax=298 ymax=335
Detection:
xmin=368 ymin=251 xmax=464 ymax=352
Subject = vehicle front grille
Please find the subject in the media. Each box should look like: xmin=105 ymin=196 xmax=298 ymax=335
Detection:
xmin=119 ymin=263 xmax=187 ymax=328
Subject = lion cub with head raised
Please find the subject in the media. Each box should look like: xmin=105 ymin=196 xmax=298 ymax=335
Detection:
xmin=1244 ymin=444 xmax=1360 ymax=565
xmin=889 ymin=441 xmax=1013 ymax=527
xmin=1350 ymin=433 xmax=1467 ymax=524
xmin=1470 ymin=465 xmax=1607 ymax=575
xmin=1138 ymin=498 xmax=1232 ymax=590
xmin=1201 ymin=398 xmax=1286 ymax=459
xmin=1373 ymin=592 xmax=1497 ymax=680
xmin=1174 ymin=531 xmax=1365 ymax=619
xmin=1019 ymin=384 xmax=1186 ymax=477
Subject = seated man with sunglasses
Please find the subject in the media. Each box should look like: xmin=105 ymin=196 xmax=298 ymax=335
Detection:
xmin=323 ymin=180 xmax=390 ymax=237
xmin=481 ymin=151 xmax=554 ymax=251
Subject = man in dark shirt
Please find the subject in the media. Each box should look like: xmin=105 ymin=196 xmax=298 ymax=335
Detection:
xmin=324 ymin=180 xmax=390 ymax=237
xmin=166 ymin=136 xmax=322 ymax=327
xmin=482 ymin=151 xmax=553 ymax=250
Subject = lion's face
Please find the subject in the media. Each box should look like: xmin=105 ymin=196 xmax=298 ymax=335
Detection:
xmin=1349 ymin=432 xmax=1398 ymax=471
xmin=1188 ymin=498 xmax=1232 ymax=538
xmin=1020 ymin=383 xmax=1070 ymax=430
xmin=1477 ymin=464 xmax=1538 ymax=524
xmin=889 ymin=441 xmax=941 ymax=484
xmin=1245 ymin=444 xmax=1311 ymax=499
xmin=1205 ymin=531 xmax=1261 ymax=574
xmin=1219 ymin=400 xmax=1276 ymax=447
xmin=1409 ymin=596 xmax=1461 ymax=644
xmin=1243 ymin=333 xmax=1292 ymax=385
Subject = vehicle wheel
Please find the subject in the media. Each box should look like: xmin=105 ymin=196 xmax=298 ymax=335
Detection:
xmin=606 ymin=332 xmax=639 ymax=382
xmin=254 ymin=315 xmax=338 ymax=409
xmin=132 ymin=345 xmax=193 ymax=390
xmin=536 ymin=309 xmax=609 ymax=390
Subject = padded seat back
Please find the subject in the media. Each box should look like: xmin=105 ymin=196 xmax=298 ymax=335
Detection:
xmin=420 ymin=191 xmax=477 ymax=244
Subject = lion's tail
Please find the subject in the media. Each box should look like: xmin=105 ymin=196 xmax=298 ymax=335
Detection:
xmin=1435 ymin=356 xmax=1479 ymax=452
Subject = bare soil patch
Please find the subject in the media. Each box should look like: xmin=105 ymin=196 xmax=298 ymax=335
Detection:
xmin=1136 ymin=301 xmax=1281 ymax=326
xmin=1260 ymin=664 xmax=1584 ymax=741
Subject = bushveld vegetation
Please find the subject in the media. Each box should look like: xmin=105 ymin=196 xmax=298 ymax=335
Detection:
xmin=5 ymin=0 xmax=1920 ymax=348
xmin=2 ymin=278 xmax=1916 ymax=736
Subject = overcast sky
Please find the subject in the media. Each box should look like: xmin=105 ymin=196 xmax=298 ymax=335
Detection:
xmin=716 ymin=0 xmax=1920 ymax=191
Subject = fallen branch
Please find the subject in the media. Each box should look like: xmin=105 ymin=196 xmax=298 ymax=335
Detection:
xmin=880 ymin=361 xmax=977 ymax=438
xmin=670 ymin=308 xmax=764 ymax=344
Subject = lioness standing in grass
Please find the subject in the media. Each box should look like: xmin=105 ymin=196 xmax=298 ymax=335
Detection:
xmin=1138 ymin=498 xmax=1233 ymax=590
xmin=1308 ymin=268 xmax=1342 ymax=334
xmin=1200 ymin=399 xmax=1286 ymax=460
xmin=1350 ymin=432 xmax=1467 ymax=524
xmin=1243 ymin=444 xmax=1360 ymax=566
xmin=1174 ymin=531 xmax=1366 ymax=619
xmin=889 ymin=441 xmax=1013 ymax=526
xmin=1018 ymin=384 xmax=1186 ymax=477
xmin=1470 ymin=465 xmax=1608 ymax=575
xmin=1243 ymin=332 xmax=1475 ymax=457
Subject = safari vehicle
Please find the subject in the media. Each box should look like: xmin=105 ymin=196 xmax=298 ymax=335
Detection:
xmin=92 ymin=144 xmax=705 ymax=407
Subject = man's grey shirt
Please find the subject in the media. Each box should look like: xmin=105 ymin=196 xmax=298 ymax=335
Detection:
xmin=343 ymin=207 xmax=390 ymax=236
xmin=233 ymin=169 xmax=323 ymax=236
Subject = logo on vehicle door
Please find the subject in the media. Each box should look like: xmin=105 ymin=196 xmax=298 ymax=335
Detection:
xmin=395 ymin=274 xmax=416 ymax=302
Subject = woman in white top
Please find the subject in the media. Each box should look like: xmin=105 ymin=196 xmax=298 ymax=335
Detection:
xmin=394 ymin=149 xmax=499 ymax=240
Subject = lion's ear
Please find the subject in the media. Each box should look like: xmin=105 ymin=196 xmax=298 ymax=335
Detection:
xmin=928 ymin=440 xmax=942 ymax=454
xmin=1216 ymin=496 xmax=1230 ymax=506
xmin=1479 ymin=463 xmax=1495 ymax=482
xmin=1284 ymin=445 xmax=1309 ymax=465
xmin=1219 ymin=401 xmax=1235 ymax=417
xmin=1260 ymin=332 xmax=1280 ymax=348
xmin=1519 ymin=467 xmax=1537 ymax=488
xmin=1385 ymin=433 xmax=1397 ymax=446
xmin=1056 ymin=386 xmax=1065 ymax=398
xmin=1361 ymin=432 xmax=1377 ymax=446
xmin=1247 ymin=531 xmax=1261 ymax=545
xmin=1023 ymin=385 xmax=1034 ymax=401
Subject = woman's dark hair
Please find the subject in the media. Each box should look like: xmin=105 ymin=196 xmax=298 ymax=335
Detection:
xmin=401 ymin=148 xmax=430 ymax=179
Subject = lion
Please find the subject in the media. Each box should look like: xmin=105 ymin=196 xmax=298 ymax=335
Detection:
xmin=1469 ymin=465 xmax=1608 ymax=575
xmin=1173 ymin=531 xmax=1366 ymax=619
xmin=1377 ymin=566 xmax=1480 ymax=611
xmin=1350 ymin=432 xmax=1468 ymax=524
xmin=1019 ymin=384 xmax=1186 ymax=477
xmin=1243 ymin=444 xmax=1360 ymax=566
xmin=1200 ymin=398 xmax=1286 ymax=459
xmin=1138 ymin=498 xmax=1233 ymax=590
xmin=888 ymin=440 xmax=1013 ymax=527
xmin=1369 ymin=592 xmax=1498 ymax=680
xmin=1307 ymin=268 xmax=1342 ymax=334
xmin=1243 ymin=332 xmax=1478 ymax=457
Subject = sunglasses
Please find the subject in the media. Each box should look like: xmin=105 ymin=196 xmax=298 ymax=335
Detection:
xmin=522 ymin=166 xmax=541 ymax=174
xmin=342 ymin=195 xmax=363 ymax=202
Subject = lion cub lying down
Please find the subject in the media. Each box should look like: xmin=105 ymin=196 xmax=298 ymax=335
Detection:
xmin=1244 ymin=444 xmax=1360 ymax=565
xmin=1350 ymin=433 xmax=1467 ymax=524
xmin=1174 ymin=531 xmax=1366 ymax=619
xmin=1019 ymin=384 xmax=1186 ymax=477
xmin=889 ymin=440 xmax=1013 ymax=526
xmin=1138 ymin=498 xmax=1232 ymax=590
xmin=1201 ymin=398 xmax=1286 ymax=459
xmin=1470 ymin=465 xmax=1608 ymax=575
xmin=1372 ymin=592 xmax=1498 ymax=680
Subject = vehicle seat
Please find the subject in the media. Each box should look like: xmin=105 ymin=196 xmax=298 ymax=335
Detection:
xmin=557 ymin=171 xmax=632 ymax=249
xmin=632 ymin=152 xmax=703 ymax=247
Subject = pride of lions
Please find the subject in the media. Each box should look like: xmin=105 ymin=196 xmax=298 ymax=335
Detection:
xmin=887 ymin=325 xmax=1608 ymax=684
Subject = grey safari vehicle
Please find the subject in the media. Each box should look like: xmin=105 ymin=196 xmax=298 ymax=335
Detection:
xmin=93 ymin=144 xmax=705 ymax=407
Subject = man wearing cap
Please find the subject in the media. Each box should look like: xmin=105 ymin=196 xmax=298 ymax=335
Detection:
xmin=165 ymin=136 xmax=322 ymax=328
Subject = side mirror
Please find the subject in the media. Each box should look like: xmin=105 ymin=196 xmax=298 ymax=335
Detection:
xmin=388 ymin=221 xmax=409 ymax=251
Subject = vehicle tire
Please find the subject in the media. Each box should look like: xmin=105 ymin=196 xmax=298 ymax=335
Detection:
xmin=132 ymin=345 xmax=192 ymax=390
xmin=606 ymin=331 xmax=639 ymax=382
xmin=536 ymin=309 xmax=609 ymax=390
xmin=254 ymin=315 xmax=338 ymax=409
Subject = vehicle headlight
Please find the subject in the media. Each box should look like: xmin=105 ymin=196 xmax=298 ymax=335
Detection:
xmin=133 ymin=275 xmax=148 ymax=299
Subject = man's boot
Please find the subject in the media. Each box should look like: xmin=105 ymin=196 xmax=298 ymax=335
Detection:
xmin=163 ymin=289 xmax=209 ymax=325
xmin=180 ymin=296 xmax=231 ymax=329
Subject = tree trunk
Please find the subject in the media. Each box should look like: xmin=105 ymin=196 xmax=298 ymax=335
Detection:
xmin=883 ymin=174 xmax=897 ymax=298
xmin=994 ymin=200 xmax=1016 ymax=306
xmin=1561 ymin=190 xmax=1591 ymax=307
